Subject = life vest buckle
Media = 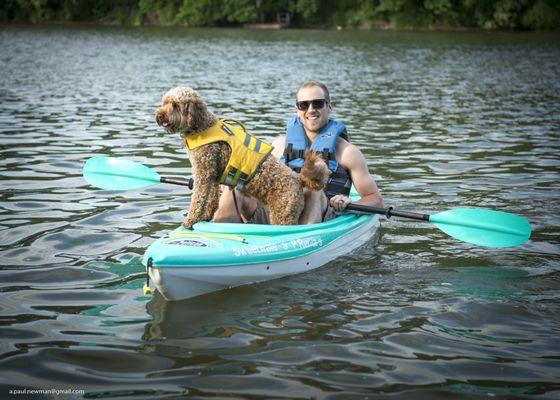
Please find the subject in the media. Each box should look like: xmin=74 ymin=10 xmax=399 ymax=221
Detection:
xmin=236 ymin=172 xmax=249 ymax=190
xmin=223 ymin=168 xmax=237 ymax=186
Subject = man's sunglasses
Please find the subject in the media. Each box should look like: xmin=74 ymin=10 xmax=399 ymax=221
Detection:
xmin=296 ymin=99 xmax=328 ymax=111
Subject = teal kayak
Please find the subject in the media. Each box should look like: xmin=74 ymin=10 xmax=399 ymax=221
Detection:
xmin=142 ymin=211 xmax=379 ymax=301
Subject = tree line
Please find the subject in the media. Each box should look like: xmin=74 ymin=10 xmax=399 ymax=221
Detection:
xmin=1 ymin=0 xmax=559 ymax=30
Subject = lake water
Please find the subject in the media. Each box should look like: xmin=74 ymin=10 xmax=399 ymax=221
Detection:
xmin=0 ymin=25 xmax=559 ymax=398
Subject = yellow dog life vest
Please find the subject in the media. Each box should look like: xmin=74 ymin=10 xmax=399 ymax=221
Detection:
xmin=183 ymin=119 xmax=273 ymax=189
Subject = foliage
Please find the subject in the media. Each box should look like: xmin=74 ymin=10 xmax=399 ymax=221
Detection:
xmin=138 ymin=0 xmax=181 ymax=25
xmin=176 ymin=0 xmax=256 ymax=26
xmin=1 ymin=0 xmax=559 ymax=29
xmin=522 ymin=0 xmax=560 ymax=29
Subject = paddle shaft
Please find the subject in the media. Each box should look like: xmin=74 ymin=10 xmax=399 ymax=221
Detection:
xmin=158 ymin=177 xmax=428 ymax=221
xmin=346 ymin=203 xmax=430 ymax=221
xmin=160 ymin=177 xmax=194 ymax=189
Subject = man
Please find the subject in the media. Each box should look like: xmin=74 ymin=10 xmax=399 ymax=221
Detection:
xmin=213 ymin=81 xmax=383 ymax=224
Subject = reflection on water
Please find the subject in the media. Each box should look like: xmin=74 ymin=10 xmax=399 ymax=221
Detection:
xmin=0 ymin=25 xmax=559 ymax=397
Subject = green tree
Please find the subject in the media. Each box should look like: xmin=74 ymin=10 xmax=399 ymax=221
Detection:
xmin=221 ymin=0 xmax=256 ymax=24
xmin=139 ymin=0 xmax=181 ymax=25
xmin=177 ymin=0 xmax=219 ymax=25
xmin=375 ymin=0 xmax=437 ymax=28
xmin=522 ymin=0 xmax=560 ymax=29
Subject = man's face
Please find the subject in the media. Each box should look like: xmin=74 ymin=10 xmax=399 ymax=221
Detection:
xmin=296 ymin=86 xmax=331 ymax=134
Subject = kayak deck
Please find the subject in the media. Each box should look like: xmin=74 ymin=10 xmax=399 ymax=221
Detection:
xmin=144 ymin=213 xmax=375 ymax=268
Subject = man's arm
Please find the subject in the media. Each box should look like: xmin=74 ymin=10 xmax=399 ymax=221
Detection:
xmin=271 ymin=136 xmax=286 ymax=160
xmin=333 ymin=141 xmax=383 ymax=210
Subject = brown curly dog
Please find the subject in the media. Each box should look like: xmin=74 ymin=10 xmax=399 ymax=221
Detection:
xmin=155 ymin=87 xmax=330 ymax=228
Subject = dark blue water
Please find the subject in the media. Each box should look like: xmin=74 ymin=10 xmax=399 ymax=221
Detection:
xmin=0 ymin=25 xmax=559 ymax=398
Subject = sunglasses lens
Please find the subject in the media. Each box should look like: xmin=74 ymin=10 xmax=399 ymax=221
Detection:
xmin=312 ymin=99 xmax=326 ymax=109
xmin=296 ymin=99 xmax=327 ymax=111
xmin=296 ymin=101 xmax=310 ymax=111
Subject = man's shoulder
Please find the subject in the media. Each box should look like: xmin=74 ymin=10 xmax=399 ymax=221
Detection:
xmin=336 ymin=137 xmax=359 ymax=154
xmin=336 ymin=138 xmax=366 ymax=168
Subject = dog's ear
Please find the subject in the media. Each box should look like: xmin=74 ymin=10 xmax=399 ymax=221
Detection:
xmin=185 ymin=97 xmax=208 ymax=132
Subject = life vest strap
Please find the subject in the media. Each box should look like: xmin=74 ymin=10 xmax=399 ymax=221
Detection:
xmin=237 ymin=172 xmax=249 ymax=190
xmin=284 ymin=143 xmax=306 ymax=164
xmin=221 ymin=166 xmax=251 ymax=190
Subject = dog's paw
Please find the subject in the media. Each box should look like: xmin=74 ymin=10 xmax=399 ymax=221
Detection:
xmin=182 ymin=218 xmax=195 ymax=230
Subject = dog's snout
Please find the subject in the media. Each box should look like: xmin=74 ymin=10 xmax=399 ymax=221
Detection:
xmin=156 ymin=112 xmax=166 ymax=126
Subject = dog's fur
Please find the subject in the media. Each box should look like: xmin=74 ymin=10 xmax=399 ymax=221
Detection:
xmin=155 ymin=87 xmax=330 ymax=227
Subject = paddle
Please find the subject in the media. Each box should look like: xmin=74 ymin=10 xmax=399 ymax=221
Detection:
xmin=83 ymin=156 xmax=531 ymax=248
xmin=83 ymin=156 xmax=193 ymax=190
xmin=345 ymin=204 xmax=530 ymax=248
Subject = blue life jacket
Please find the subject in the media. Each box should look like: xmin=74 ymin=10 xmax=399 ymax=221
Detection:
xmin=280 ymin=116 xmax=352 ymax=199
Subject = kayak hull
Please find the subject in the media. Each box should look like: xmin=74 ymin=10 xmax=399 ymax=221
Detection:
xmin=143 ymin=213 xmax=379 ymax=301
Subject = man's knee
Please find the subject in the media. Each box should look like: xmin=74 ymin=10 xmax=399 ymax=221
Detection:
xmin=213 ymin=188 xmax=257 ymax=223
xmin=213 ymin=188 xmax=240 ymax=222
xmin=299 ymin=190 xmax=327 ymax=224
xmin=305 ymin=189 xmax=327 ymax=209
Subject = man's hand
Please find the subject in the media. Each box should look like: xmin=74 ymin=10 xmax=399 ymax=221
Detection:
xmin=330 ymin=194 xmax=352 ymax=212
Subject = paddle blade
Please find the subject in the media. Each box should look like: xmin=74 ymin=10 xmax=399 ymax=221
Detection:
xmin=83 ymin=156 xmax=161 ymax=190
xmin=429 ymin=208 xmax=531 ymax=248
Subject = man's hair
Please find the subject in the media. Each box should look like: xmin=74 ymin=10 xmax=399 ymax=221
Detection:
xmin=296 ymin=81 xmax=331 ymax=103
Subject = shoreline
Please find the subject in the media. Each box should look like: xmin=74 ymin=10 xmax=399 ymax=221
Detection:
xmin=1 ymin=20 xmax=559 ymax=33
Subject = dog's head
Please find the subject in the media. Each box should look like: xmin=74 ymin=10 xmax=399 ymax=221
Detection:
xmin=155 ymin=87 xmax=214 ymax=135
